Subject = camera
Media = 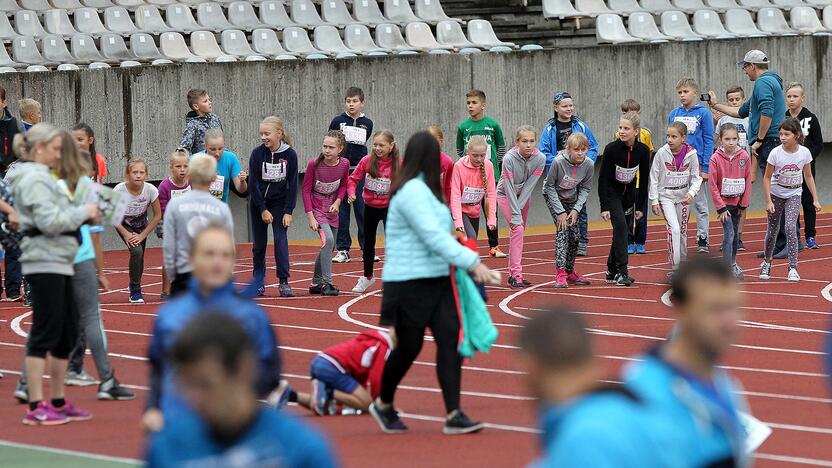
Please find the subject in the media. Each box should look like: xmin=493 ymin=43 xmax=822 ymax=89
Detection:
xmin=700 ymin=93 xmax=711 ymax=102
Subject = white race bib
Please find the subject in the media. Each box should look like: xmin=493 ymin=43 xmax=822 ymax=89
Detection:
xmin=615 ymin=165 xmax=638 ymax=184
xmin=665 ymin=170 xmax=690 ymax=188
xmin=262 ymin=161 xmax=286 ymax=182
xmin=776 ymin=168 xmax=803 ymax=188
xmin=675 ymin=116 xmax=699 ymax=135
xmin=342 ymin=125 xmax=367 ymax=145
xmin=461 ymin=186 xmax=485 ymax=205
xmin=558 ymin=174 xmax=579 ymax=190
xmin=124 ymin=196 xmax=148 ymax=216
xmin=738 ymin=132 xmax=748 ymax=149
xmin=209 ymin=175 xmax=225 ymax=199
xmin=364 ymin=175 xmax=391 ymax=194
xmin=170 ymin=186 xmax=191 ymax=198
xmin=314 ymin=179 xmax=340 ymax=195
xmin=721 ymin=177 xmax=745 ymax=196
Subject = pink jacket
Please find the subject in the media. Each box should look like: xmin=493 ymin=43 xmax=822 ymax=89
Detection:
xmin=450 ymin=156 xmax=497 ymax=229
xmin=347 ymin=154 xmax=397 ymax=208
xmin=708 ymin=147 xmax=753 ymax=212
xmin=440 ymin=151 xmax=454 ymax=205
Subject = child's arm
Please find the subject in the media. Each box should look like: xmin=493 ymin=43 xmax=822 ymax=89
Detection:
xmin=231 ymin=157 xmax=248 ymax=195
xmin=179 ymin=123 xmax=195 ymax=153
xmin=283 ymin=152 xmax=299 ymax=216
xmin=0 ymin=199 xmax=17 ymax=229
xmin=541 ymin=160 xmax=565 ymax=218
xmin=301 ymin=160 xmax=315 ymax=214
xmin=597 ymin=150 xmax=612 ymax=217
xmin=804 ymin=164 xmax=821 ymax=210
xmin=538 ymin=126 xmax=554 ymax=169
xmin=162 ymin=208 xmax=176 ymax=277
xmin=494 ymin=124 xmax=506 ymax=169
xmin=90 ymin=227 xmax=109 ymax=290
xmin=763 ymin=163 xmax=775 ymax=212
xmin=139 ymin=198 xmax=162 ymax=240
xmin=485 ymin=161 xmax=497 ymax=227
xmin=739 ymin=154 xmax=752 ymax=209
xmin=636 ymin=150 xmax=650 ymax=217
xmin=248 ymin=150 xmax=267 ymax=215
xmin=700 ymin=113 xmax=715 ymax=176
xmin=515 ymin=156 xmax=544 ymax=210
xmin=808 ymin=115 xmax=824 ymax=159
xmin=584 ymin=126 xmax=600 ymax=162
xmin=708 ymin=163 xmax=727 ymax=213
xmin=688 ymin=153 xmax=703 ymax=199
xmin=575 ymin=163 xmax=594 ymax=215
xmin=455 ymin=126 xmax=464 ymax=159
xmin=449 ymin=163 xmax=464 ymax=230
xmin=647 ymin=155 xmax=661 ymax=207
xmin=347 ymin=157 xmax=367 ymax=200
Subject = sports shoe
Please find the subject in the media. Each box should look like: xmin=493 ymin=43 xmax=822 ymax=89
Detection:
xmin=732 ymin=264 xmax=744 ymax=281
xmin=697 ymin=236 xmax=709 ymax=253
xmin=636 ymin=244 xmax=646 ymax=255
xmin=508 ymin=276 xmax=524 ymax=289
xmin=321 ymin=283 xmax=339 ymax=296
xmin=369 ymin=402 xmax=409 ymax=434
xmin=14 ymin=379 xmax=28 ymax=403
xmin=373 ymin=255 xmax=381 ymax=263
xmin=257 ymin=285 xmax=266 ymax=297
xmin=627 ymin=244 xmax=635 ymax=255
xmin=614 ymin=273 xmax=635 ymax=287
xmin=352 ymin=276 xmax=376 ymax=293
xmin=311 ymin=379 xmax=333 ymax=416
xmin=309 ymin=284 xmax=323 ymax=294
xmin=129 ymin=291 xmax=144 ymax=304
xmin=65 ymin=369 xmax=97 ymax=387
xmin=807 ymin=237 xmax=818 ymax=249
xmin=521 ymin=278 xmax=532 ymax=286
xmin=333 ymin=250 xmax=350 ymax=263
xmin=567 ymin=271 xmax=591 ymax=285
xmin=489 ymin=247 xmax=507 ymax=258
xmin=759 ymin=261 xmax=772 ymax=280
xmin=1 ymin=294 xmax=20 ymax=302
xmin=554 ymin=269 xmax=568 ymax=288
xmin=50 ymin=402 xmax=92 ymax=422
xmin=267 ymin=379 xmax=291 ymax=409
xmin=159 ymin=292 xmax=170 ymax=302
xmin=23 ymin=294 xmax=31 ymax=307
xmin=23 ymin=402 xmax=67 ymax=426
xmin=97 ymin=377 xmax=135 ymax=401
xmin=787 ymin=268 xmax=800 ymax=282
xmin=576 ymin=244 xmax=588 ymax=256
xmin=605 ymin=271 xmax=616 ymax=283
xmin=278 ymin=283 xmax=294 ymax=298
xmin=737 ymin=240 xmax=746 ymax=251
xmin=443 ymin=410 xmax=484 ymax=435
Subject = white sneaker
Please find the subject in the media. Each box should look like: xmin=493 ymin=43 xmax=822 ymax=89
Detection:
xmin=352 ymin=276 xmax=376 ymax=293
xmin=373 ymin=256 xmax=381 ymax=263
xmin=65 ymin=369 xmax=97 ymax=387
xmin=787 ymin=268 xmax=800 ymax=282
xmin=333 ymin=250 xmax=350 ymax=263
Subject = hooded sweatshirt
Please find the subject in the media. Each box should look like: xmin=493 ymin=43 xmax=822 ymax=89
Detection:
xmin=440 ymin=151 xmax=454 ymax=204
xmin=497 ymin=147 xmax=546 ymax=225
xmin=739 ymin=71 xmax=785 ymax=143
xmin=248 ymin=142 xmax=298 ymax=215
xmin=539 ymin=116 xmax=600 ymax=169
xmin=179 ymin=111 xmax=223 ymax=155
xmin=450 ymin=156 xmax=497 ymax=229
xmin=542 ymin=152 xmax=594 ymax=216
xmin=648 ymin=143 xmax=702 ymax=205
xmin=708 ymin=147 xmax=753 ymax=213
xmin=597 ymin=139 xmax=650 ymax=215
xmin=668 ymin=103 xmax=715 ymax=174
xmin=787 ymin=107 xmax=823 ymax=160
xmin=6 ymin=161 xmax=88 ymax=276
xmin=329 ymin=112 xmax=373 ymax=167
xmin=0 ymin=108 xmax=21 ymax=173
xmin=348 ymin=154 xmax=397 ymax=208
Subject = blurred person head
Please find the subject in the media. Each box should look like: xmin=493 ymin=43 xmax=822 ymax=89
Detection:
xmin=190 ymin=223 xmax=236 ymax=293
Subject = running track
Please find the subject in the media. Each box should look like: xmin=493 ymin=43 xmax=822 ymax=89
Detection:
xmin=0 ymin=214 xmax=830 ymax=467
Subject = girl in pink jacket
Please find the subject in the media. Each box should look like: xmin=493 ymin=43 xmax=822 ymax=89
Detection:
xmin=450 ymin=135 xmax=497 ymax=242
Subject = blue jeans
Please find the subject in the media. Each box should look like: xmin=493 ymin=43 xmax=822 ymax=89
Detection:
xmin=721 ymin=206 xmax=741 ymax=265
xmin=578 ymin=206 xmax=589 ymax=246
xmin=336 ymin=172 xmax=365 ymax=252
xmin=310 ymin=355 xmax=359 ymax=394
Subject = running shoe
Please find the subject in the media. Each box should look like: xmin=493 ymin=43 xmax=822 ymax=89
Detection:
xmin=23 ymin=294 xmax=31 ymax=307
xmin=309 ymin=284 xmax=323 ymax=294
xmin=257 ymin=285 xmax=266 ymax=297
xmin=129 ymin=291 xmax=144 ymax=304
xmin=521 ymin=278 xmax=532 ymax=286
xmin=50 ymin=402 xmax=92 ymax=422
xmin=737 ymin=240 xmax=746 ymax=251
xmin=267 ymin=380 xmax=291 ymax=409
xmin=697 ymin=236 xmax=709 ymax=253
xmin=278 ymin=283 xmax=294 ymax=298
xmin=311 ymin=379 xmax=333 ymax=416
xmin=614 ymin=273 xmax=635 ymax=287
xmin=605 ymin=271 xmax=616 ymax=283
xmin=65 ymin=369 xmax=97 ymax=387
xmin=489 ymin=247 xmax=507 ymax=258
xmin=576 ymin=244 xmax=588 ymax=257
xmin=636 ymin=244 xmax=646 ymax=254
xmin=787 ymin=268 xmax=800 ymax=282
xmin=159 ymin=292 xmax=170 ymax=302
xmin=14 ymin=379 xmax=28 ymax=403
xmin=759 ymin=261 xmax=772 ymax=280
xmin=554 ymin=269 xmax=568 ymax=289
xmin=333 ymin=250 xmax=350 ymax=263
xmin=627 ymin=244 xmax=635 ymax=255
xmin=369 ymin=402 xmax=409 ymax=434
xmin=352 ymin=276 xmax=376 ymax=293
xmin=373 ymin=256 xmax=381 ymax=263
xmin=443 ymin=410 xmax=484 ymax=435
xmin=507 ymin=276 xmax=524 ymax=289
xmin=807 ymin=237 xmax=818 ymax=249
xmin=732 ymin=264 xmax=745 ymax=281
xmin=23 ymin=402 xmax=67 ymax=426
xmin=566 ymin=271 xmax=591 ymax=285
xmin=97 ymin=377 xmax=136 ymax=401
xmin=321 ymin=283 xmax=339 ymax=297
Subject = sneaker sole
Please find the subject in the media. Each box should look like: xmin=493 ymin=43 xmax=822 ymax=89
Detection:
xmin=97 ymin=392 xmax=136 ymax=401
xmin=787 ymin=277 xmax=800 ymax=282
xmin=369 ymin=405 xmax=408 ymax=434
xmin=554 ymin=284 xmax=568 ymax=289
xmin=351 ymin=287 xmax=367 ymax=293
xmin=64 ymin=415 xmax=93 ymax=422
xmin=65 ymin=380 xmax=98 ymax=387
xmin=129 ymin=299 xmax=145 ymax=304
xmin=23 ymin=417 xmax=68 ymax=426
xmin=759 ymin=275 xmax=771 ymax=280
xmin=443 ymin=422 xmax=485 ymax=435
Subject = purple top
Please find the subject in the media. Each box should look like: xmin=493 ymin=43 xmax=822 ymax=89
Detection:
xmin=673 ymin=143 xmax=691 ymax=171
xmin=302 ymin=157 xmax=349 ymax=227
xmin=157 ymin=177 xmax=192 ymax=215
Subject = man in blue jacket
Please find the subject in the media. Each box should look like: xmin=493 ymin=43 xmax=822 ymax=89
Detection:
xmin=539 ymin=92 xmax=599 ymax=256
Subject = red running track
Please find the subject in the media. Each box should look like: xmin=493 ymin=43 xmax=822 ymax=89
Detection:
xmin=0 ymin=214 xmax=830 ymax=467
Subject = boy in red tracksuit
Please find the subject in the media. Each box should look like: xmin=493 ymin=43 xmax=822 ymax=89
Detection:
xmin=289 ymin=330 xmax=394 ymax=415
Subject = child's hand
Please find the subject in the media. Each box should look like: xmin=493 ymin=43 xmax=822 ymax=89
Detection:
xmin=127 ymin=233 xmax=141 ymax=247
xmin=6 ymin=210 xmax=18 ymax=230
xmin=682 ymin=194 xmax=692 ymax=205
xmin=307 ymin=212 xmax=318 ymax=231
xmin=238 ymin=171 xmax=248 ymax=183
xmin=567 ymin=210 xmax=579 ymax=226
xmin=651 ymin=205 xmax=662 ymax=217
xmin=282 ymin=213 xmax=292 ymax=228
xmin=719 ymin=211 xmax=730 ymax=223
xmin=347 ymin=194 xmax=356 ymax=204
xmin=98 ymin=275 xmax=110 ymax=291
xmin=329 ymin=200 xmax=341 ymax=213
xmin=700 ymin=173 xmax=708 ymax=181
xmin=509 ymin=222 xmax=520 ymax=230
xmin=556 ymin=213 xmax=568 ymax=231
xmin=487 ymin=224 xmax=496 ymax=231
xmin=814 ymin=201 xmax=822 ymax=213
xmin=766 ymin=202 xmax=775 ymax=214
xmin=261 ymin=210 xmax=274 ymax=224
xmin=635 ymin=211 xmax=644 ymax=221
xmin=84 ymin=204 xmax=101 ymax=224
xmin=601 ymin=211 xmax=611 ymax=222
xmin=455 ymin=227 xmax=465 ymax=233
xmin=707 ymin=91 xmax=718 ymax=105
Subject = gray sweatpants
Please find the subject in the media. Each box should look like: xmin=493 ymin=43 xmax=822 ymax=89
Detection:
xmin=68 ymin=259 xmax=113 ymax=381
xmin=313 ymin=224 xmax=336 ymax=285
xmin=693 ymin=186 xmax=710 ymax=241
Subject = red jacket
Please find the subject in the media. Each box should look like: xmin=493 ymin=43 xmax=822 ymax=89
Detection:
xmin=440 ymin=151 xmax=454 ymax=205
xmin=708 ymin=147 xmax=752 ymax=213
xmin=319 ymin=330 xmax=392 ymax=399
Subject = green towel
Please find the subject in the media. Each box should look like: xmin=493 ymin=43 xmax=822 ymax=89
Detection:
xmin=455 ymin=268 xmax=498 ymax=359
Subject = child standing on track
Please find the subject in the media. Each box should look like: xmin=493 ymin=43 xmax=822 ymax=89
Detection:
xmin=542 ymin=133 xmax=594 ymax=289
xmin=450 ymin=136 xmax=496 ymax=242
xmin=708 ymin=123 xmax=753 ymax=280
xmin=715 ymin=87 xmax=752 ymax=251
xmin=72 ymin=123 xmax=107 ymax=183
xmin=349 ymin=130 xmax=400 ymax=294
xmin=648 ymin=121 xmax=702 ymax=273
xmin=303 ymin=130 xmax=349 ymax=297
xmin=760 ymin=118 xmax=821 ymax=282
xmin=114 ymin=158 xmax=161 ymax=304
xmin=616 ymin=99 xmax=654 ymax=255
xmin=427 ymin=126 xmax=454 ymax=204
xmin=156 ymin=149 xmax=191 ymax=301
xmin=497 ymin=126 xmax=546 ymax=289
xmin=249 ymin=116 xmax=298 ymax=297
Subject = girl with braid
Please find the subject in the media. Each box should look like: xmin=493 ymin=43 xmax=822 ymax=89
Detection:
xmin=449 ymin=136 xmax=497 ymax=242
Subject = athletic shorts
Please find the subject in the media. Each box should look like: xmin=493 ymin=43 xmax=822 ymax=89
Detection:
xmin=309 ymin=355 xmax=359 ymax=394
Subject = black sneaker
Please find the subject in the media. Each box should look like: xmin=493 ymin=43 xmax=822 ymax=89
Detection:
xmin=321 ymin=283 xmax=339 ymax=296
xmin=697 ymin=236 xmax=709 ymax=253
xmin=737 ymin=240 xmax=746 ymax=251
xmin=97 ymin=377 xmax=136 ymax=401
xmin=614 ymin=273 xmax=635 ymax=287
xmin=369 ymin=402 xmax=409 ymax=434
xmin=507 ymin=277 xmax=524 ymax=289
xmin=605 ymin=271 xmax=616 ymax=284
xmin=443 ymin=410 xmax=484 ymax=435
xmin=309 ymin=284 xmax=323 ymax=294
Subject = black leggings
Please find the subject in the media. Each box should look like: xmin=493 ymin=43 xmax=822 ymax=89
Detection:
xmin=607 ymin=196 xmax=635 ymax=275
xmin=26 ymin=273 xmax=79 ymax=359
xmin=379 ymin=276 xmax=462 ymax=414
xmin=801 ymin=160 xmax=817 ymax=239
xmin=363 ymin=205 xmax=387 ymax=278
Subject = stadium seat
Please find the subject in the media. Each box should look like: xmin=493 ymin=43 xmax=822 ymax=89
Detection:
xmin=44 ymin=9 xmax=79 ymax=36
xmin=313 ymin=24 xmax=356 ymax=54
xmin=543 ymin=0 xmax=582 ymax=18
xmin=220 ymin=29 xmax=260 ymax=57
xmin=825 ymin=5 xmax=832 ymax=29
xmin=119 ymin=60 xmax=141 ymax=66
xmin=520 ymin=43 xmax=544 ymax=50
xmin=51 ymin=0 xmax=84 ymax=9
xmin=661 ymin=10 xmax=704 ymax=39
xmin=628 ymin=11 xmax=673 ymax=40
xmin=705 ymin=0 xmax=743 ymax=10
xmin=672 ymin=0 xmax=709 ymax=12
xmin=114 ymin=0 xmax=145 ymax=8
xmin=609 ymin=0 xmax=645 ymax=13
xmin=100 ymin=32 xmax=136 ymax=60
xmin=15 ymin=11 xmax=48 ymax=37
xmin=57 ymin=63 xmax=80 ymax=70
xmin=467 ymin=19 xmax=516 ymax=48
xmin=0 ymin=16 xmax=18 ymax=41
xmin=353 ymin=0 xmax=389 ymax=25
xmin=758 ymin=7 xmax=799 ymax=34
xmin=405 ymin=21 xmax=452 ymax=51
xmin=71 ymin=33 xmax=107 ymax=62
xmin=81 ymin=0 xmax=115 ymax=7
xmin=436 ymin=20 xmax=477 ymax=48
xmin=104 ymin=7 xmax=139 ymax=34
xmin=0 ymin=67 xmax=18 ymax=73
xmin=375 ymin=22 xmax=418 ymax=52
xmin=343 ymin=23 xmax=389 ymax=53
xmin=159 ymin=31 xmax=198 ymax=60
xmin=809 ymin=0 xmax=832 ymax=5
xmin=738 ymin=0 xmax=773 ymax=8
xmin=790 ymin=6 xmax=829 ymax=33
xmin=290 ymin=0 xmax=325 ymax=28
xmin=74 ymin=8 xmax=108 ymax=35
xmin=0 ymin=43 xmax=22 ymax=67
xmin=197 ymin=3 xmax=234 ymax=32
xmin=260 ymin=1 xmax=298 ymax=29
xmin=135 ymin=5 xmax=171 ymax=33
xmin=725 ymin=8 xmax=770 ymax=35
xmin=596 ymin=13 xmax=642 ymax=42
xmin=772 ymin=0 xmax=806 ymax=6
xmin=640 ymin=0 xmax=676 ymax=10
xmin=251 ymin=27 xmax=296 ymax=57
xmin=190 ymin=30 xmax=230 ymax=60
xmin=167 ymin=5 xmax=201 ymax=32
xmin=19 ymin=0 xmax=50 ymax=11
xmin=214 ymin=54 xmax=236 ymax=62
xmin=42 ymin=34 xmax=76 ymax=63
xmin=146 ymin=0 xmax=175 ymax=6
xmin=244 ymin=54 xmax=266 ymax=61
xmin=282 ymin=26 xmax=328 ymax=56
xmin=385 ymin=0 xmax=421 ymax=24
xmin=414 ymin=0 xmax=461 ymax=24
xmin=26 ymin=64 xmax=49 ymax=71
xmin=88 ymin=61 xmax=110 ymax=68
xmin=692 ymin=9 xmax=736 ymax=37
xmin=228 ymin=2 xmax=265 ymax=30
xmin=130 ymin=32 xmax=167 ymax=60
xmin=321 ymin=0 xmax=356 ymax=27
xmin=576 ymin=0 xmax=616 ymax=16
xmin=0 ymin=0 xmax=21 ymax=14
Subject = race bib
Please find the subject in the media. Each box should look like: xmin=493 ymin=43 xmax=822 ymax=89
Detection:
xmin=665 ymin=170 xmax=690 ymax=188
xmin=738 ymin=132 xmax=748 ymax=149
xmin=262 ymin=161 xmax=286 ymax=182
xmin=364 ymin=175 xmax=391 ymax=194
xmin=615 ymin=165 xmax=638 ymax=184
xmin=209 ymin=175 xmax=225 ymax=198
xmin=124 ymin=196 xmax=148 ymax=216
xmin=675 ymin=116 xmax=699 ymax=135
xmin=461 ymin=186 xmax=485 ymax=205
xmin=721 ymin=177 xmax=745 ymax=196
xmin=314 ymin=179 xmax=340 ymax=195
xmin=776 ymin=168 xmax=803 ymax=188
xmin=170 ymin=186 xmax=191 ymax=198
xmin=342 ymin=125 xmax=367 ymax=145
xmin=558 ymin=174 xmax=579 ymax=190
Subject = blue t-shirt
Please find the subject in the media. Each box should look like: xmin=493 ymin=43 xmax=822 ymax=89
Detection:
xmin=190 ymin=150 xmax=241 ymax=202
xmin=73 ymin=224 xmax=104 ymax=264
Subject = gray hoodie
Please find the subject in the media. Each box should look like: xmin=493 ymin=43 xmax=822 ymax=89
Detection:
xmin=163 ymin=190 xmax=234 ymax=276
xmin=6 ymin=162 xmax=89 ymax=276
xmin=496 ymin=147 xmax=546 ymax=225
xmin=542 ymin=152 xmax=594 ymax=216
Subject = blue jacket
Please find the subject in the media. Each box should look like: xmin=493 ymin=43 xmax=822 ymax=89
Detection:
xmin=382 ymin=174 xmax=480 ymax=282
xmin=329 ymin=112 xmax=373 ymax=167
xmin=539 ymin=117 xmax=600 ymax=170
xmin=668 ymin=103 xmax=715 ymax=174
xmin=248 ymin=142 xmax=298 ymax=215
xmin=147 ymin=407 xmax=337 ymax=468
xmin=739 ymin=71 xmax=785 ymax=144
xmin=147 ymin=280 xmax=281 ymax=415
xmin=531 ymin=386 xmax=663 ymax=468
xmin=624 ymin=347 xmax=748 ymax=468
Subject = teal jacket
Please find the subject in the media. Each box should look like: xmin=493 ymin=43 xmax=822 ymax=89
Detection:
xmin=455 ymin=267 xmax=497 ymax=358
xmin=738 ymin=71 xmax=784 ymax=143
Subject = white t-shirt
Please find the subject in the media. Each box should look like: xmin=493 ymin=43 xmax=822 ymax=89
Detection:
xmin=114 ymin=181 xmax=159 ymax=231
xmin=767 ymin=145 xmax=812 ymax=199
xmin=716 ymin=115 xmax=750 ymax=155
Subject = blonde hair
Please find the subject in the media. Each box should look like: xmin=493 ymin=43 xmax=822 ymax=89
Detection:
xmin=466 ymin=135 xmax=490 ymax=217
xmin=566 ymin=132 xmax=589 ymax=150
xmin=124 ymin=158 xmax=148 ymax=178
xmin=12 ymin=122 xmax=61 ymax=161
xmin=621 ymin=111 xmax=641 ymax=129
xmin=515 ymin=125 xmax=537 ymax=142
xmin=54 ymin=130 xmax=90 ymax=193
xmin=427 ymin=126 xmax=444 ymax=144
xmin=170 ymin=148 xmax=190 ymax=164
xmin=368 ymin=130 xmax=400 ymax=179
xmin=188 ymin=154 xmax=217 ymax=186
xmin=261 ymin=116 xmax=292 ymax=146
xmin=203 ymin=128 xmax=224 ymax=145
xmin=466 ymin=135 xmax=488 ymax=153
xmin=786 ymin=82 xmax=804 ymax=95
xmin=675 ymin=77 xmax=700 ymax=93
xmin=18 ymin=98 xmax=41 ymax=119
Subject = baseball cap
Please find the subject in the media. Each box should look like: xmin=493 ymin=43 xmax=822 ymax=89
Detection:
xmin=738 ymin=50 xmax=769 ymax=66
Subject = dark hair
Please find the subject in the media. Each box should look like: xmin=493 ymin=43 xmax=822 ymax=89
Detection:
xmin=72 ymin=123 xmax=96 ymax=161
xmin=466 ymin=89 xmax=486 ymax=101
xmin=80 ymin=149 xmax=98 ymax=180
xmin=345 ymin=86 xmax=365 ymax=102
xmin=171 ymin=311 xmax=252 ymax=375
xmin=670 ymin=257 xmax=735 ymax=305
xmin=518 ymin=305 xmax=593 ymax=368
xmin=0 ymin=86 xmax=6 ymax=101
xmin=718 ymin=122 xmax=739 ymax=141
xmin=620 ymin=99 xmax=640 ymax=113
xmin=367 ymin=129 xmax=400 ymax=180
xmin=778 ymin=117 xmax=804 ymax=144
xmin=391 ymin=131 xmax=442 ymax=201
xmin=316 ymin=130 xmax=346 ymax=166
xmin=725 ymin=86 xmax=745 ymax=99
xmin=187 ymin=88 xmax=208 ymax=110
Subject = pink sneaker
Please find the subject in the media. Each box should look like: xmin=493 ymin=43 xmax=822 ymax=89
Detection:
xmin=51 ymin=402 xmax=92 ymax=422
xmin=23 ymin=402 xmax=68 ymax=426
xmin=567 ymin=271 xmax=591 ymax=286
xmin=554 ymin=269 xmax=568 ymax=289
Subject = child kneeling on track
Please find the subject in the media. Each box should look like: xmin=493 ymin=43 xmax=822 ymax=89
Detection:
xmin=303 ymin=131 xmax=350 ymax=297
xmin=760 ymin=118 xmax=821 ymax=282
xmin=156 ymin=149 xmax=191 ymax=301
xmin=542 ymin=133 xmax=594 ymax=289
xmin=648 ymin=121 xmax=703 ymax=274
xmin=709 ymin=123 xmax=753 ymax=280
xmin=349 ymin=130 xmax=401 ymax=294
xmin=497 ymin=126 xmax=546 ymax=289
xmin=450 ymin=135 xmax=496 ymax=242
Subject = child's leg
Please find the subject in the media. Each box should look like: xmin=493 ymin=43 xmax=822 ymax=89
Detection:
xmin=462 ymin=214 xmax=479 ymax=240
xmin=497 ymin=198 xmax=522 ymax=279
xmin=161 ymin=268 xmax=170 ymax=295
xmin=801 ymin=162 xmax=817 ymax=240
xmin=764 ymin=197 xmax=786 ymax=260
xmin=693 ymin=188 xmax=710 ymax=242
xmin=319 ymin=224 xmax=335 ymax=285
xmin=482 ymin=199 xmax=499 ymax=249
xmin=578 ymin=206 xmax=589 ymax=247
xmin=738 ymin=207 xmax=747 ymax=240
xmin=677 ymin=203 xmax=689 ymax=261
xmin=625 ymin=209 xmax=635 ymax=246
xmin=250 ymin=204 xmax=269 ymax=284
xmin=353 ymin=178 xmax=366 ymax=252
xmin=71 ymin=260 xmax=112 ymax=381
xmin=635 ymin=212 xmax=648 ymax=246
xmin=731 ymin=209 xmax=742 ymax=264
xmin=784 ymin=196 xmax=801 ymax=269
xmin=270 ymin=206 xmax=290 ymax=282
xmin=609 ymin=198 xmax=629 ymax=274
xmin=362 ymin=206 xmax=382 ymax=279
xmin=660 ymin=199 xmax=682 ymax=267
xmin=119 ymin=228 xmax=145 ymax=293
xmin=565 ymin=219 xmax=580 ymax=272
xmin=555 ymin=222 xmax=569 ymax=271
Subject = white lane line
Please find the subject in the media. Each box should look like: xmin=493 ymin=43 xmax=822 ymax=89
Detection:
xmin=531 ymin=289 xmax=657 ymax=302
xmin=755 ymin=453 xmax=832 ymax=467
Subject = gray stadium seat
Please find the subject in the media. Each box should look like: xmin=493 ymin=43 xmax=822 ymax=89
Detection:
xmin=19 ymin=0 xmax=50 ymax=11
xmin=42 ymin=34 xmax=76 ymax=63
xmin=214 ymin=54 xmax=235 ymax=62
xmin=661 ymin=10 xmax=704 ymax=39
xmin=119 ymin=60 xmax=141 ymax=66
xmin=190 ymin=30 xmax=228 ymax=60
xmin=405 ymin=21 xmax=452 ymax=51
xmin=353 ymin=0 xmax=389 ymax=25
xmin=197 ymin=3 xmax=233 ymax=32
xmin=26 ymin=64 xmax=49 ymax=71
xmin=628 ymin=11 xmax=673 ymax=41
xmin=44 ymin=9 xmax=78 ymax=36
xmin=88 ymin=61 xmax=110 ymax=68
xmin=640 ymin=0 xmax=676 ymax=10
xmin=543 ymin=0 xmax=581 ymax=18
xmin=159 ymin=31 xmax=197 ymax=60
xmin=104 ymin=7 xmax=139 ymax=34
xmin=251 ymin=27 xmax=295 ymax=57
xmin=809 ymin=0 xmax=832 ymax=5
xmin=290 ymin=0 xmax=325 ymax=28
xmin=0 ymin=67 xmax=18 ymax=73
xmin=71 ymin=33 xmax=107 ymax=62
xmin=260 ymin=1 xmax=297 ymax=29
xmin=130 ymin=32 xmax=166 ymax=60
xmin=0 ymin=16 xmax=18 ymax=41
xmin=825 ymin=5 xmax=832 ymax=29
xmin=520 ymin=43 xmax=544 ymax=50
xmin=375 ymin=22 xmax=416 ymax=52
xmin=0 ymin=43 xmax=22 ymax=67
xmin=0 ymin=0 xmax=21 ymax=14
xmin=576 ymin=0 xmax=616 ymax=15
xmin=596 ymin=13 xmax=642 ymax=42
xmin=790 ymin=6 xmax=829 ymax=33
xmin=725 ymin=8 xmax=770 ymax=35
xmin=146 ymin=0 xmax=174 ymax=5
xmin=114 ymin=0 xmax=146 ymax=8
xmin=166 ymin=4 xmax=201 ymax=32
xmin=81 ymin=0 xmax=115 ymax=7
xmin=321 ymin=0 xmax=356 ymax=27
xmin=414 ymin=0 xmax=461 ymax=24
xmin=74 ymin=8 xmax=108 ymax=35
xmin=436 ymin=19 xmax=477 ymax=48
xmin=758 ymin=7 xmax=799 ymax=34
xmin=100 ymin=32 xmax=136 ymax=60
xmin=467 ymin=19 xmax=516 ymax=48
xmin=57 ymin=63 xmax=80 ymax=70
xmin=772 ymin=0 xmax=806 ymax=6
xmin=738 ymin=0 xmax=773 ymax=8
xmin=609 ymin=0 xmax=645 ymax=13
xmin=180 ymin=0 xmax=208 ymax=5
xmin=244 ymin=54 xmax=265 ymax=61
xmin=385 ymin=0 xmax=420 ymax=24
xmin=313 ymin=24 xmax=356 ymax=54
xmin=51 ymin=0 xmax=84 ymax=9
xmin=220 ymin=28 xmax=260 ymax=57
xmin=13 ymin=36 xmax=50 ymax=64
xmin=228 ymin=2 xmax=265 ymax=30
xmin=705 ymin=0 xmax=743 ymax=10
xmin=692 ymin=9 xmax=736 ymax=37
xmin=282 ymin=26 xmax=327 ymax=55
xmin=673 ymin=0 xmax=708 ymax=11
xmin=15 ymin=11 xmax=48 ymax=37
xmin=135 ymin=5 xmax=171 ymax=33
xmin=344 ymin=23 xmax=389 ymax=53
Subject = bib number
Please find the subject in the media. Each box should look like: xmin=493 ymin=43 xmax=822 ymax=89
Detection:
xmin=615 ymin=165 xmax=638 ymax=184
xmin=558 ymin=174 xmax=579 ymax=190
xmin=675 ymin=116 xmax=699 ymax=135
xmin=342 ymin=125 xmax=367 ymax=145
xmin=721 ymin=177 xmax=745 ymax=196
xmin=665 ymin=171 xmax=689 ymax=188
xmin=364 ymin=175 xmax=391 ymax=195
xmin=170 ymin=186 xmax=191 ymax=198
xmin=209 ymin=175 xmax=225 ymax=199
xmin=461 ymin=186 xmax=485 ymax=205
xmin=314 ymin=179 xmax=340 ymax=195
xmin=262 ymin=161 xmax=286 ymax=182
xmin=776 ymin=169 xmax=803 ymax=188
